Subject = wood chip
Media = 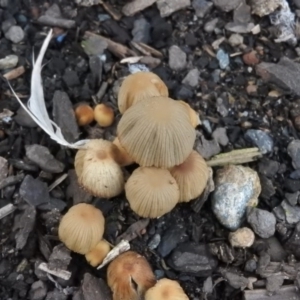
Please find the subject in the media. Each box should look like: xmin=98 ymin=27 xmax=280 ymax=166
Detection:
xmin=122 ymin=0 xmax=157 ymax=16
xmin=38 ymin=262 xmax=71 ymax=281
xmin=0 ymin=203 xmax=16 ymax=220
xmin=4 ymin=66 xmax=25 ymax=80
xmin=101 ymin=1 xmax=122 ymax=20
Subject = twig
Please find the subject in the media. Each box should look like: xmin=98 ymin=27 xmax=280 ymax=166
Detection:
xmin=48 ymin=173 xmax=68 ymax=192
xmin=0 ymin=203 xmax=16 ymax=220
xmin=38 ymin=262 xmax=71 ymax=281
xmin=3 ymin=66 xmax=25 ymax=80
xmin=101 ymin=1 xmax=122 ymax=20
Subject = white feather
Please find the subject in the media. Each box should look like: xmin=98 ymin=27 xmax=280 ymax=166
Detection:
xmin=7 ymin=29 xmax=90 ymax=149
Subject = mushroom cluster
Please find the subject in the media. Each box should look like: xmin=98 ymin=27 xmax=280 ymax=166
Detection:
xmin=74 ymin=71 xmax=210 ymax=218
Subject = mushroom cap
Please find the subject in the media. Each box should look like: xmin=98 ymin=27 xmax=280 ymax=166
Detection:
xmin=169 ymin=150 xmax=209 ymax=202
xmin=113 ymin=137 xmax=134 ymax=167
xmin=145 ymin=278 xmax=189 ymax=300
xmin=74 ymin=104 xmax=94 ymax=126
xmin=58 ymin=203 xmax=105 ymax=254
xmin=118 ymin=71 xmax=168 ymax=114
xmin=178 ymin=100 xmax=201 ymax=128
xmin=117 ymin=96 xmax=196 ymax=168
xmin=94 ymin=104 xmax=115 ymax=127
xmin=107 ymin=251 xmax=156 ymax=300
xmin=85 ymin=239 xmax=111 ymax=267
xmin=74 ymin=139 xmax=125 ymax=198
xmin=125 ymin=167 xmax=179 ymax=218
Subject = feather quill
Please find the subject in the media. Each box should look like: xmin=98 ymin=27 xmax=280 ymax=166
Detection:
xmin=8 ymin=29 xmax=90 ymax=149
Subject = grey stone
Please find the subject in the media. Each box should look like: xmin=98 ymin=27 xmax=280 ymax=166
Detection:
xmin=266 ymin=275 xmax=284 ymax=294
xmin=19 ymin=175 xmax=50 ymax=207
xmin=122 ymin=0 xmax=157 ymax=16
xmin=148 ymin=234 xmax=161 ymax=250
xmin=52 ymin=91 xmax=80 ymax=143
xmin=212 ymin=0 xmax=242 ymax=12
xmin=132 ymin=18 xmax=151 ymax=43
xmin=168 ymin=242 xmax=218 ymax=276
xmin=192 ymin=0 xmax=213 ymax=18
xmin=5 ymin=26 xmax=25 ymax=43
xmin=74 ymin=0 xmax=101 ymax=6
xmin=204 ymin=18 xmax=219 ymax=32
xmin=285 ymin=191 xmax=300 ymax=206
xmin=168 ymin=45 xmax=187 ymax=71
xmin=0 ymin=157 xmax=8 ymax=181
xmin=222 ymin=271 xmax=249 ymax=289
xmin=281 ymin=200 xmax=300 ymax=224
xmin=228 ymin=33 xmax=244 ymax=46
xmin=82 ymin=36 xmax=108 ymax=56
xmin=247 ymin=208 xmax=276 ymax=238
xmin=46 ymin=289 xmax=67 ymax=300
xmin=233 ymin=1 xmax=251 ymax=23
xmin=287 ymin=140 xmax=300 ymax=169
xmin=256 ymin=57 xmax=300 ymax=97
xmin=14 ymin=107 xmax=37 ymax=128
xmin=48 ymin=244 xmax=71 ymax=271
xmin=212 ymin=127 xmax=229 ymax=146
xmin=29 ymin=281 xmax=47 ymax=300
xmin=26 ymin=144 xmax=65 ymax=173
xmin=211 ymin=165 xmax=261 ymax=230
xmin=258 ymin=158 xmax=279 ymax=178
xmin=157 ymin=0 xmax=191 ymax=17
xmin=265 ymin=236 xmax=287 ymax=262
xmin=0 ymin=0 xmax=8 ymax=7
xmin=244 ymin=129 xmax=274 ymax=154
xmin=195 ymin=135 xmax=221 ymax=159
xmin=45 ymin=3 xmax=61 ymax=18
xmin=1 ymin=18 xmax=16 ymax=33
xmin=0 ymin=55 xmax=18 ymax=70
xmin=182 ymin=68 xmax=200 ymax=87
xmin=284 ymin=222 xmax=300 ymax=259
xmin=225 ymin=22 xmax=255 ymax=33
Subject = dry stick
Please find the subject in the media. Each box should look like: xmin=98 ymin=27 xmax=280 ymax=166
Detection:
xmin=48 ymin=173 xmax=68 ymax=192
xmin=3 ymin=66 xmax=25 ymax=80
xmin=37 ymin=16 xmax=75 ymax=29
xmin=38 ymin=262 xmax=71 ymax=281
xmin=84 ymin=31 xmax=137 ymax=58
xmin=0 ymin=203 xmax=16 ymax=220
xmin=100 ymin=1 xmax=122 ymax=20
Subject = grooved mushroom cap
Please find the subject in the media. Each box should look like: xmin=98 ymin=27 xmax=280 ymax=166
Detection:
xmin=169 ymin=150 xmax=209 ymax=202
xmin=113 ymin=137 xmax=134 ymax=167
xmin=58 ymin=203 xmax=105 ymax=255
xmin=125 ymin=167 xmax=180 ymax=218
xmin=145 ymin=278 xmax=189 ymax=300
xmin=85 ymin=239 xmax=111 ymax=267
xmin=178 ymin=100 xmax=201 ymax=128
xmin=118 ymin=71 xmax=168 ymax=114
xmin=117 ymin=96 xmax=196 ymax=168
xmin=107 ymin=251 xmax=156 ymax=300
xmin=74 ymin=139 xmax=125 ymax=198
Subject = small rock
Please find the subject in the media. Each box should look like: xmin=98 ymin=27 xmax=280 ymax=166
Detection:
xmin=265 ymin=236 xmax=287 ymax=262
xmin=4 ymin=26 xmax=24 ymax=43
xmin=2 ymin=18 xmax=16 ymax=33
xmin=19 ymin=175 xmax=50 ymax=207
xmin=243 ymin=50 xmax=260 ymax=65
xmin=225 ymin=22 xmax=255 ymax=33
xmin=287 ymin=140 xmax=300 ymax=169
xmin=122 ymin=0 xmax=157 ymax=16
xmin=251 ymin=0 xmax=281 ymax=17
xmin=266 ymin=275 xmax=284 ymax=294
xmin=157 ymin=0 xmax=191 ymax=17
xmin=216 ymin=49 xmax=229 ymax=69
xmin=132 ymin=18 xmax=151 ymax=43
xmin=62 ymin=69 xmax=80 ymax=87
xmin=256 ymin=57 xmax=300 ymax=96
xmin=0 ymin=157 xmax=8 ymax=181
xmin=203 ymin=277 xmax=213 ymax=294
xmin=229 ymin=227 xmax=255 ymax=248
xmin=48 ymin=244 xmax=71 ymax=271
xmin=74 ymin=0 xmax=101 ymax=6
xmin=168 ymin=242 xmax=218 ymax=276
xmin=259 ymin=175 xmax=275 ymax=200
xmin=281 ymin=200 xmax=300 ymax=224
xmin=168 ymin=45 xmax=187 ymax=71
xmin=148 ymin=234 xmax=161 ymax=250
xmin=212 ymin=0 xmax=242 ymax=12
xmin=284 ymin=222 xmax=300 ymax=259
xmin=244 ymin=259 xmax=257 ymax=272
xmin=228 ymin=33 xmax=244 ymax=47
xmin=244 ymin=129 xmax=273 ymax=154
xmin=285 ymin=191 xmax=300 ymax=206
xmin=258 ymin=158 xmax=279 ymax=178
xmin=182 ymin=68 xmax=200 ymax=87
xmin=0 ymin=0 xmax=8 ymax=7
xmin=195 ymin=135 xmax=221 ymax=159
xmin=221 ymin=271 xmax=249 ymax=289
xmin=233 ymin=1 xmax=251 ymax=23
xmin=0 ymin=54 xmax=18 ymax=70
xmin=157 ymin=224 xmax=188 ymax=257
xmin=216 ymin=97 xmax=229 ymax=117
xmin=46 ymin=289 xmax=67 ymax=300
xmin=211 ymin=165 xmax=261 ymax=230
xmin=212 ymin=127 xmax=229 ymax=146
xmin=29 ymin=281 xmax=47 ymax=300
xmin=14 ymin=107 xmax=37 ymax=127
xmin=247 ymin=207 xmax=276 ymax=238
xmin=192 ymin=0 xmax=213 ymax=18
xmin=81 ymin=35 xmax=108 ymax=56
xmin=52 ymin=91 xmax=80 ymax=143
xmin=204 ymin=18 xmax=219 ymax=33
xmin=246 ymin=84 xmax=257 ymax=94
xmin=25 ymin=144 xmax=65 ymax=173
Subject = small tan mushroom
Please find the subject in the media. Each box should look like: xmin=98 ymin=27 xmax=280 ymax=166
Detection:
xmin=169 ymin=150 xmax=209 ymax=202
xmin=58 ymin=203 xmax=105 ymax=255
xmin=107 ymin=251 xmax=156 ymax=300
xmin=118 ymin=71 xmax=168 ymax=114
xmin=74 ymin=139 xmax=124 ymax=198
xmin=85 ymin=239 xmax=111 ymax=267
xmin=94 ymin=103 xmax=115 ymax=127
xmin=74 ymin=103 xmax=94 ymax=126
xmin=112 ymin=137 xmax=134 ymax=167
xmin=117 ymin=96 xmax=196 ymax=168
xmin=125 ymin=167 xmax=179 ymax=218
xmin=145 ymin=278 xmax=189 ymax=300
xmin=178 ymin=100 xmax=201 ymax=128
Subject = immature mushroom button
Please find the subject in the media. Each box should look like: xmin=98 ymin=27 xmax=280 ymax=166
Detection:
xmin=85 ymin=239 xmax=111 ymax=267
xmin=58 ymin=203 xmax=105 ymax=255
xmin=125 ymin=167 xmax=180 ymax=218
xmin=74 ymin=103 xmax=94 ymax=126
xmin=118 ymin=71 xmax=168 ymax=114
xmin=94 ymin=103 xmax=115 ymax=127
xmin=169 ymin=150 xmax=209 ymax=202
xmin=74 ymin=139 xmax=124 ymax=198
xmin=117 ymin=96 xmax=196 ymax=168
xmin=107 ymin=251 xmax=156 ymax=300
xmin=145 ymin=278 xmax=189 ymax=300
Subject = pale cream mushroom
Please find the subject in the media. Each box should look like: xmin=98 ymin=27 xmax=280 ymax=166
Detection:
xmin=85 ymin=239 xmax=111 ymax=267
xmin=178 ymin=100 xmax=201 ymax=128
xmin=112 ymin=137 xmax=134 ymax=167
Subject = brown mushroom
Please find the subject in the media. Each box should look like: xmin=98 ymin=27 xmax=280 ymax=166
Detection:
xmin=118 ymin=71 xmax=168 ymax=114
xmin=107 ymin=251 xmax=156 ymax=300
xmin=74 ymin=139 xmax=124 ymax=198
xmin=178 ymin=100 xmax=201 ymax=128
xmin=117 ymin=96 xmax=196 ymax=168
xmin=169 ymin=150 xmax=209 ymax=202
xmin=112 ymin=137 xmax=134 ymax=167
xmin=85 ymin=239 xmax=111 ymax=267
xmin=125 ymin=167 xmax=180 ymax=218
xmin=94 ymin=103 xmax=115 ymax=127
xmin=145 ymin=278 xmax=189 ymax=300
xmin=74 ymin=103 xmax=94 ymax=126
xmin=58 ymin=203 xmax=105 ymax=254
